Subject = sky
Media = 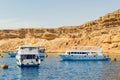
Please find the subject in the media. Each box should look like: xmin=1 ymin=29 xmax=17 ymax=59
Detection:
xmin=0 ymin=0 xmax=120 ymax=29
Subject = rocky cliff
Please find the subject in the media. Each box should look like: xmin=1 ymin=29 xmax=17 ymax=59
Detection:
xmin=0 ymin=9 xmax=120 ymax=53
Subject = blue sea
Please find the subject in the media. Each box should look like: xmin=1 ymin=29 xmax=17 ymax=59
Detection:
xmin=0 ymin=54 xmax=120 ymax=80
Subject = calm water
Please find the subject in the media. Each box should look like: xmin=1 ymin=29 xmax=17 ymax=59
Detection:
xmin=0 ymin=55 xmax=120 ymax=80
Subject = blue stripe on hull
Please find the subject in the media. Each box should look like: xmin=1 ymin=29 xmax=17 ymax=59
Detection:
xmin=61 ymin=58 xmax=110 ymax=61
xmin=39 ymin=56 xmax=45 ymax=58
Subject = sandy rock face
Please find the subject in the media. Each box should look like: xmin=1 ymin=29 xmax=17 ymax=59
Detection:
xmin=0 ymin=9 xmax=120 ymax=53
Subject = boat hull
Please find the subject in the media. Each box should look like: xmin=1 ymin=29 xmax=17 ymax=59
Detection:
xmin=59 ymin=54 xmax=110 ymax=61
xmin=16 ymin=61 xmax=40 ymax=67
xmin=18 ymin=64 xmax=40 ymax=67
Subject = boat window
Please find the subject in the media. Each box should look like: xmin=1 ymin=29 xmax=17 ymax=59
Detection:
xmin=83 ymin=52 xmax=85 ymax=54
xmin=29 ymin=47 xmax=38 ymax=51
xmin=67 ymin=52 xmax=71 ymax=54
xmin=70 ymin=52 xmax=81 ymax=54
xmin=69 ymin=52 xmax=88 ymax=54
xmin=81 ymin=52 xmax=87 ymax=54
xmin=21 ymin=55 xmax=36 ymax=59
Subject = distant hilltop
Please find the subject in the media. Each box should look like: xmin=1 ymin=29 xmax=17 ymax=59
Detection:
xmin=0 ymin=9 xmax=120 ymax=53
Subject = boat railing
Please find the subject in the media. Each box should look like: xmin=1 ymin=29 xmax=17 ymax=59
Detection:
xmin=73 ymin=46 xmax=101 ymax=51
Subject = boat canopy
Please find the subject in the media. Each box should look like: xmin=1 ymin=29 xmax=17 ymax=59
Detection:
xmin=17 ymin=45 xmax=40 ymax=55
xmin=19 ymin=46 xmax=39 ymax=50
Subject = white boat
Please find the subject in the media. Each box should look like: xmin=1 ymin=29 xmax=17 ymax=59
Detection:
xmin=16 ymin=46 xmax=41 ymax=67
xmin=59 ymin=46 xmax=110 ymax=61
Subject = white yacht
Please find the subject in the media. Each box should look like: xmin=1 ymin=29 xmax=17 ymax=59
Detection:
xmin=16 ymin=46 xmax=41 ymax=67
xmin=59 ymin=46 xmax=110 ymax=61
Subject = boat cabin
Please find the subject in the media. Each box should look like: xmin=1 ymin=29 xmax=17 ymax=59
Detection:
xmin=17 ymin=46 xmax=40 ymax=55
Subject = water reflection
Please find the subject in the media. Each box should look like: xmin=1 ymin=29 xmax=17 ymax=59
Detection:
xmin=19 ymin=67 xmax=39 ymax=80
xmin=18 ymin=57 xmax=46 ymax=80
xmin=59 ymin=60 xmax=109 ymax=80
xmin=102 ymin=61 xmax=120 ymax=80
xmin=1 ymin=55 xmax=120 ymax=80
